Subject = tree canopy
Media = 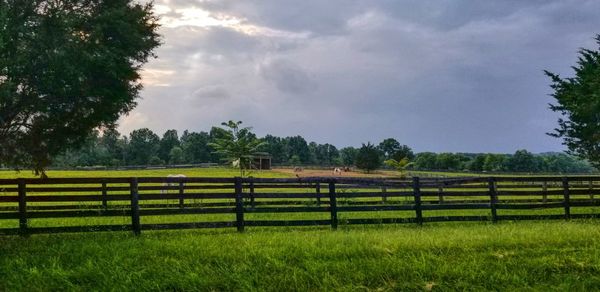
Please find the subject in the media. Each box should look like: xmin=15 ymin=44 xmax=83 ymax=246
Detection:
xmin=545 ymin=34 xmax=600 ymax=168
xmin=0 ymin=0 xmax=160 ymax=176
xmin=355 ymin=143 xmax=381 ymax=172
xmin=128 ymin=128 xmax=160 ymax=165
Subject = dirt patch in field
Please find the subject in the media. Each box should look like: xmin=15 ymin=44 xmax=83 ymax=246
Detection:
xmin=272 ymin=168 xmax=402 ymax=178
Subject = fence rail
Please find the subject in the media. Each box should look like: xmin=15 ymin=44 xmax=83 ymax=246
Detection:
xmin=1 ymin=176 xmax=600 ymax=235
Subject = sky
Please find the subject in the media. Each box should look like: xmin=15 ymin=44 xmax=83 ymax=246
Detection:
xmin=122 ymin=0 xmax=600 ymax=153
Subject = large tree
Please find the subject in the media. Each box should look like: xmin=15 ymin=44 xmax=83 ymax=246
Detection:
xmin=180 ymin=130 xmax=212 ymax=163
xmin=506 ymin=150 xmax=540 ymax=173
xmin=314 ymin=143 xmax=339 ymax=166
xmin=99 ymin=127 xmax=127 ymax=166
xmin=0 ymin=0 xmax=160 ymax=176
xmin=545 ymin=35 xmax=600 ymax=167
xmin=378 ymin=138 xmax=414 ymax=162
xmin=128 ymin=128 xmax=160 ymax=165
xmin=158 ymin=129 xmax=180 ymax=162
xmin=378 ymin=138 xmax=401 ymax=159
xmin=339 ymin=147 xmax=358 ymax=166
xmin=261 ymin=134 xmax=287 ymax=164
xmin=284 ymin=136 xmax=311 ymax=164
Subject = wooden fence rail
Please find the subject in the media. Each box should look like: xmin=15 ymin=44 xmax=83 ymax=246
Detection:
xmin=1 ymin=176 xmax=600 ymax=236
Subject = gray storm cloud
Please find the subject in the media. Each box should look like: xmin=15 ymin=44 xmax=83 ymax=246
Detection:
xmin=124 ymin=0 xmax=600 ymax=153
xmin=259 ymin=59 xmax=317 ymax=94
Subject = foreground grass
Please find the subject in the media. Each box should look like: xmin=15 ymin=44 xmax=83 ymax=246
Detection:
xmin=1 ymin=221 xmax=600 ymax=291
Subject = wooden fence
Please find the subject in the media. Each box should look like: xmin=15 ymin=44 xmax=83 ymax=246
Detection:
xmin=1 ymin=176 xmax=600 ymax=236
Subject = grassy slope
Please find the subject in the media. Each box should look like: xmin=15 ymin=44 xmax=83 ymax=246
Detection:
xmin=1 ymin=221 xmax=600 ymax=291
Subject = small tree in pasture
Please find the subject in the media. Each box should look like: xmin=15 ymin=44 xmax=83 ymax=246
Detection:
xmin=209 ymin=121 xmax=266 ymax=177
xmin=355 ymin=143 xmax=381 ymax=173
xmin=384 ymin=158 xmax=411 ymax=175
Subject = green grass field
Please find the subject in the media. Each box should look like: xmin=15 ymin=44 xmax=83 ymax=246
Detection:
xmin=0 ymin=167 xmax=291 ymax=179
xmin=1 ymin=168 xmax=600 ymax=290
xmin=1 ymin=222 xmax=600 ymax=291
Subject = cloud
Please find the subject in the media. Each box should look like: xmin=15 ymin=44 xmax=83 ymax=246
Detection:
xmin=259 ymin=59 xmax=317 ymax=94
xmin=122 ymin=0 xmax=600 ymax=153
xmin=187 ymin=86 xmax=231 ymax=108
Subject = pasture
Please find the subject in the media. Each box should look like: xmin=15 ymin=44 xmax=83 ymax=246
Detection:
xmin=1 ymin=167 xmax=600 ymax=290
xmin=0 ymin=167 xmax=291 ymax=180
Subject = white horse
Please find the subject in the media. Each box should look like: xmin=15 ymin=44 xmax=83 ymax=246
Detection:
xmin=162 ymin=174 xmax=186 ymax=194
xmin=333 ymin=167 xmax=342 ymax=175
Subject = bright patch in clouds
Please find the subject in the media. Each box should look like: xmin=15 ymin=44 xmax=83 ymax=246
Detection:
xmin=153 ymin=5 xmax=309 ymax=38
xmin=126 ymin=0 xmax=600 ymax=153
xmin=140 ymin=68 xmax=175 ymax=87
xmin=157 ymin=7 xmax=241 ymax=29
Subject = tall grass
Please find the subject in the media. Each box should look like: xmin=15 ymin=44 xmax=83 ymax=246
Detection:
xmin=1 ymin=221 xmax=600 ymax=291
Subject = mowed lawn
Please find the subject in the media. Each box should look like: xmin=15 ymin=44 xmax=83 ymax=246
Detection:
xmin=0 ymin=222 xmax=600 ymax=291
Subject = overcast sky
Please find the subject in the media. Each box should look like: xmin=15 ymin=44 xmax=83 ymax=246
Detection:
xmin=123 ymin=0 xmax=600 ymax=153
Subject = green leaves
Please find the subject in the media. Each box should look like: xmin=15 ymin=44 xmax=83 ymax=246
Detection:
xmin=208 ymin=120 xmax=267 ymax=176
xmin=546 ymin=34 xmax=600 ymax=167
xmin=0 ymin=0 xmax=160 ymax=176
xmin=355 ymin=143 xmax=381 ymax=172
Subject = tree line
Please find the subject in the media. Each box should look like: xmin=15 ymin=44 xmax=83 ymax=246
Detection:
xmin=45 ymin=126 xmax=596 ymax=174
xmin=411 ymin=150 xmax=595 ymax=173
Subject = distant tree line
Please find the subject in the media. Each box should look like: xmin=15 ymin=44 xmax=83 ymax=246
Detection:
xmin=46 ymin=127 xmax=596 ymax=173
xmin=411 ymin=150 xmax=595 ymax=173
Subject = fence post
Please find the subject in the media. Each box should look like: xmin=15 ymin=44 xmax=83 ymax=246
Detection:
xmin=18 ymin=179 xmax=27 ymax=236
xmin=101 ymin=180 xmax=108 ymax=211
xmin=381 ymin=186 xmax=387 ymax=203
xmin=542 ymin=181 xmax=548 ymax=203
xmin=178 ymin=181 xmax=185 ymax=209
xmin=130 ymin=177 xmax=141 ymax=236
xmin=234 ymin=177 xmax=244 ymax=232
xmin=562 ymin=177 xmax=570 ymax=220
xmin=589 ymin=179 xmax=594 ymax=200
xmin=328 ymin=180 xmax=338 ymax=230
xmin=412 ymin=176 xmax=423 ymax=225
xmin=437 ymin=182 xmax=444 ymax=204
xmin=316 ymin=182 xmax=321 ymax=206
xmin=249 ymin=180 xmax=255 ymax=209
xmin=488 ymin=177 xmax=498 ymax=223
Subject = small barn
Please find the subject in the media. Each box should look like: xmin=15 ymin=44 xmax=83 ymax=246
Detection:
xmin=252 ymin=152 xmax=272 ymax=170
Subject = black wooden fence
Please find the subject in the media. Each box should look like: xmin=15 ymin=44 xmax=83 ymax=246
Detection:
xmin=1 ymin=176 xmax=600 ymax=236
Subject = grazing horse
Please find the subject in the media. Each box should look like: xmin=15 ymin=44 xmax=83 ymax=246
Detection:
xmin=294 ymin=167 xmax=303 ymax=172
xmin=161 ymin=174 xmax=187 ymax=194
xmin=333 ymin=167 xmax=342 ymax=175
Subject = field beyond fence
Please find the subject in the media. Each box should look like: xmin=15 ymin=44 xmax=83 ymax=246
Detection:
xmin=1 ymin=175 xmax=600 ymax=235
